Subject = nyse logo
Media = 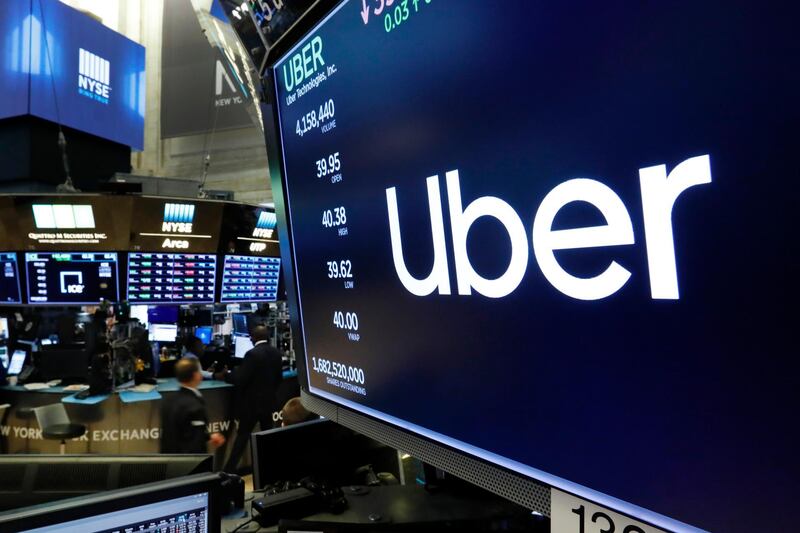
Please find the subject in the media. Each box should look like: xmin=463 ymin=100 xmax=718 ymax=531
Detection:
xmin=59 ymin=272 xmax=84 ymax=295
xmin=78 ymin=49 xmax=111 ymax=104
xmin=162 ymin=203 xmax=195 ymax=233
xmin=386 ymin=155 xmax=712 ymax=301
xmin=253 ymin=211 xmax=277 ymax=239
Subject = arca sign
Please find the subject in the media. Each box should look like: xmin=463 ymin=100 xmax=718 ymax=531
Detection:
xmin=386 ymin=155 xmax=712 ymax=301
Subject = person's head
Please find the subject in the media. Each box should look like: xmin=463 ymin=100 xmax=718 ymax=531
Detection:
xmin=281 ymin=397 xmax=315 ymax=427
xmin=184 ymin=335 xmax=205 ymax=356
xmin=250 ymin=324 xmax=270 ymax=344
xmin=175 ymin=357 xmax=202 ymax=388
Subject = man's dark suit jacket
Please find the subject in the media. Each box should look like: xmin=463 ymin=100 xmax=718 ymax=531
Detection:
xmin=161 ymin=386 xmax=209 ymax=453
xmin=227 ymin=341 xmax=283 ymax=418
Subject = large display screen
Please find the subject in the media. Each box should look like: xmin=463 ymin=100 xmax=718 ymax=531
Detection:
xmin=129 ymin=198 xmax=224 ymax=254
xmin=220 ymin=255 xmax=281 ymax=302
xmin=271 ymin=2 xmax=797 ymax=532
xmin=0 ymin=252 xmax=22 ymax=305
xmin=127 ymin=252 xmax=216 ymax=304
xmin=10 ymin=196 xmax=134 ymax=251
xmin=0 ymin=1 xmax=146 ymax=149
xmin=25 ymin=252 xmax=119 ymax=305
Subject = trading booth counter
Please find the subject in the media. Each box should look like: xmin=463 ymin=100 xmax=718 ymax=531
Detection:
xmin=0 ymin=379 xmax=234 ymax=454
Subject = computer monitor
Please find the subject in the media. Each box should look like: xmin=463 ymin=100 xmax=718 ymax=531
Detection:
xmin=195 ymin=326 xmax=213 ymax=345
xmin=0 ymin=252 xmax=22 ymax=305
xmin=0 ymin=472 xmax=221 ymax=533
xmin=7 ymin=349 xmax=26 ymax=376
xmin=0 ymin=346 xmax=8 ymax=369
xmin=266 ymin=1 xmax=797 ymax=532
xmin=24 ymin=252 xmax=119 ymax=305
xmin=232 ymin=313 xmax=248 ymax=336
xmin=233 ymin=335 xmax=253 ymax=359
xmin=0 ymin=317 xmax=9 ymax=339
xmin=0 ymin=454 xmax=213 ymax=512
xmin=147 ymin=305 xmax=179 ymax=324
xmin=220 ymin=255 xmax=281 ymax=303
xmin=150 ymin=323 xmax=178 ymax=343
xmin=36 ymin=349 xmax=87 ymax=382
xmin=251 ymin=419 xmax=400 ymax=490
xmin=127 ymin=253 xmax=217 ymax=304
xmin=129 ymin=304 xmax=149 ymax=326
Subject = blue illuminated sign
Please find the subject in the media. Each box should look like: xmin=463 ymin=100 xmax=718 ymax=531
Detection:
xmin=0 ymin=0 xmax=145 ymax=149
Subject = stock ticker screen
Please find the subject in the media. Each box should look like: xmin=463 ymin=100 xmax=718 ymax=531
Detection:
xmin=271 ymin=1 xmax=797 ymax=531
xmin=220 ymin=255 xmax=281 ymax=302
xmin=25 ymin=252 xmax=119 ymax=305
xmin=0 ymin=252 xmax=21 ymax=304
xmin=127 ymin=252 xmax=217 ymax=304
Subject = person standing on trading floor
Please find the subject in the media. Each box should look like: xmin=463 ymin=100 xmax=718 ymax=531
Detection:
xmin=217 ymin=325 xmax=283 ymax=473
xmin=183 ymin=335 xmax=214 ymax=379
xmin=161 ymin=358 xmax=226 ymax=454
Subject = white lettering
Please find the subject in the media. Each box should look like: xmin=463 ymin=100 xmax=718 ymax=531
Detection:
xmin=386 ymin=176 xmax=451 ymax=296
xmin=639 ymin=155 xmax=712 ymax=299
xmin=387 ymin=155 xmax=712 ymax=301
xmin=447 ymin=170 xmax=529 ymax=298
xmin=532 ymin=179 xmax=634 ymax=300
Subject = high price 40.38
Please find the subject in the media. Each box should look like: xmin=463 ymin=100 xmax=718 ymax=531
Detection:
xmin=295 ymin=99 xmax=335 ymax=137
xmin=312 ymin=357 xmax=366 ymax=385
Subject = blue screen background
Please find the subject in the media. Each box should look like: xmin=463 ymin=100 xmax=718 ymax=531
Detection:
xmin=273 ymin=2 xmax=797 ymax=531
xmin=0 ymin=0 xmax=145 ymax=149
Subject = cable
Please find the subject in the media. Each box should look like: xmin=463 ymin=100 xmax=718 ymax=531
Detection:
xmin=228 ymin=517 xmax=254 ymax=533
xmin=37 ymin=0 xmax=78 ymax=192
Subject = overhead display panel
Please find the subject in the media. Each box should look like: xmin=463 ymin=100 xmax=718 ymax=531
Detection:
xmin=0 ymin=253 xmax=22 ymax=305
xmin=127 ymin=252 xmax=217 ymax=304
xmin=219 ymin=204 xmax=281 ymax=257
xmin=129 ymin=198 xmax=224 ymax=254
xmin=0 ymin=1 xmax=146 ymax=149
xmin=220 ymin=255 xmax=281 ymax=303
xmin=269 ymin=1 xmax=797 ymax=532
xmin=10 ymin=196 xmax=133 ymax=251
xmin=25 ymin=252 xmax=119 ymax=305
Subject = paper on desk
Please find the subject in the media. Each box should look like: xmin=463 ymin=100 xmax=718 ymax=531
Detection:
xmin=23 ymin=383 xmax=51 ymax=390
xmin=129 ymin=383 xmax=156 ymax=393
xmin=63 ymin=384 xmax=89 ymax=392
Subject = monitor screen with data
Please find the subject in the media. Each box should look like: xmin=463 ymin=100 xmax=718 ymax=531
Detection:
xmin=127 ymin=253 xmax=217 ymax=304
xmin=0 ymin=252 xmax=21 ymax=304
xmin=25 ymin=252 xmax=119 ymax=305
xmin=220 ymin=255 xmax=281 ymax=302
xmin=270 ymin=1 xmax=796 ymax=531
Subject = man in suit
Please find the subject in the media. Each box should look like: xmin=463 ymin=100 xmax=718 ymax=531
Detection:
xmin=217 ymin=325 xmax=283 ymax=473
xmin=161 ymin=358 xmax=225 ymax=454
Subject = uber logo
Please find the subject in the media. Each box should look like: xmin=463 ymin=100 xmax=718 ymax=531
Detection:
xmin=386 ymin=155 xmax=712 ymax=301
xmin=78 ymin=48 xmax=111 ymax=104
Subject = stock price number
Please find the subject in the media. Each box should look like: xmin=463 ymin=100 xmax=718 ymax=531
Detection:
xmin=312 ymin=357 xmax=366 ymax=385
xmin=316 ymin=152 xmax=341 ymax=178
xmin=295 ymin=99 xmax=336 ymax=137
xmin=322 ymin=206 xmax=347 ymax=228
xmin=333 ymin=311 xmax=359 ymax=331
xmin=327 ymin=260 xmax=353 ymax=279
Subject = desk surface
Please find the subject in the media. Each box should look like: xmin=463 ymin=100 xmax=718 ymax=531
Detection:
xmin=0 ymin=378 xmax=233 ymax=395
xmin=223 ymin=485 xmax=541 ymax=532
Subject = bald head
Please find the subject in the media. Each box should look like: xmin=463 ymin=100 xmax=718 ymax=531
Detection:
xmin=250 ymin=325 xmax=270 ymax=343
xmin=282 ymin=397 xmax=315 ymax=427
xmin=175 ymin=357 xmax=201 ymax=387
